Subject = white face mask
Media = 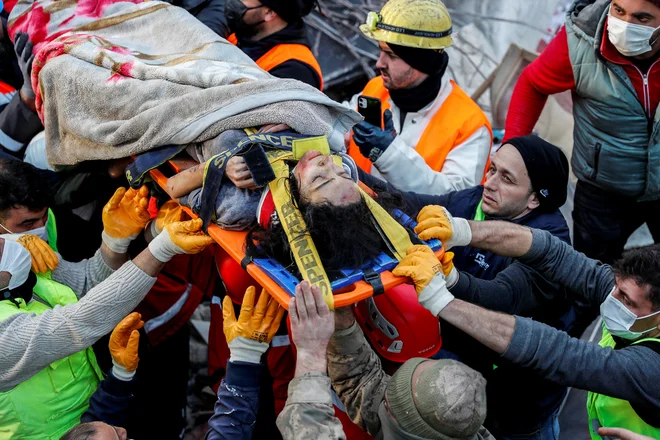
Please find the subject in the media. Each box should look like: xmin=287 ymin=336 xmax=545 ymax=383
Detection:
xmin=600 ymin=290 xmax=660 ymax=340
xmin=0 ymin=220 xmax=49 ymax=243
xmin=607 ymin=11 xmax=660 ymax=57
xmin=0 ymin=240 xmax=32 ymax=291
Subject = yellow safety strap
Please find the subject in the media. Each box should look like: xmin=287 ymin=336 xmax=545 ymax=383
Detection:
xmin=266 ymin=135 xmax=414 ymax=309
xmin=269 ymin=153 xmax=335 ymax=310
xmin=292 ymin=135 xmax=331 ymax=159
xmin=358 ymin=187 xmax=413 ymax=261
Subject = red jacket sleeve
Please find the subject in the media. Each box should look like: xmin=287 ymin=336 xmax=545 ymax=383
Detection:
xmin=504 ymin=27 xmax=576 ymax=141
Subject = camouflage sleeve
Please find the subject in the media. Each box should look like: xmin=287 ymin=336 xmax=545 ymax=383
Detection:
xmin=327 ymin=322 xmax=389 ymax=435
xmin=276 ymin=373 xmax=346 ymax=440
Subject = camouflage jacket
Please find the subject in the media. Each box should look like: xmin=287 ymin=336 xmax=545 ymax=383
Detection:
xmin=276 ymin=373 xmax=346 ymax=440
xmin=327 ymin=322 xmax=390 ymax=436
xmin=326 ymin=322 xmax=497 ymax=440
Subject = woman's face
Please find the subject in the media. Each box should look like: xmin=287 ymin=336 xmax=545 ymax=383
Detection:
xmin=293 ymin=151 xmax=362 ymax=206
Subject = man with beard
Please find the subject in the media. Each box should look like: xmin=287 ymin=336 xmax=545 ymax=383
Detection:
xmin=223 ymin=0 xmax=323 ymax=89
xmin=346 ymin=0 xmax=492 ymax=196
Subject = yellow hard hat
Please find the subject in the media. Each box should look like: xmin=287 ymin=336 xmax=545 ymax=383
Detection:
xmin=360 ymin=0 xmax=453 ymax=50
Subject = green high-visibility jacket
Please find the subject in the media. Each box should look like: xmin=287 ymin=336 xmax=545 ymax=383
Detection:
xmin=0 ymin=211 xmax=103 ymax=439
xmin=587 ymin=325 xmax=660 ymax=439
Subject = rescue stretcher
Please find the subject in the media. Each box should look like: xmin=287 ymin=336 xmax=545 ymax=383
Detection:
xmin=146 ymin=155 xmax=444 ymax=309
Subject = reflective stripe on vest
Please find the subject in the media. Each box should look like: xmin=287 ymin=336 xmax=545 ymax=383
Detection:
xmin=0 ymin=213 xmax=103 ymax=439
xmin=586 ymin=325 xmax=660 ymax=440
xmin=348 ymin=76 xmax=492 ymax=178
xmin=227 ymin=34 xmax=323 ymax=90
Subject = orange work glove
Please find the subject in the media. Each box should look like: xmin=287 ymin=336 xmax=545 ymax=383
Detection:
xmin=392 ymin=245 xmax=454 ymax=316
xmin=16 ymin=234 xmax=58 ymax=274
xmin=151 ymin=200 xmax=187 ymax=237
xmin=440 ymin=251 xmax=459 ymax=288
xmin=109 ymin=312 xmax=144 ymax=380
xmin=102 ymin=186 xmax=151 ymax=253
xmin=414 ymin=205 xmax=472 ymax=250
xmin=148 ymin=218 xmax=215 ymax=263
xmin=223 ymin=286 xmax=285 ymax=363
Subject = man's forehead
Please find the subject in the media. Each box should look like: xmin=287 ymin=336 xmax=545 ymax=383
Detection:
xmin=4 ymin=206 xmax=48 ymax=222
xmin=493 ymin=144 xmax=527 ymax=177
xmin=613 ymin=0 xmax=660 ymax=15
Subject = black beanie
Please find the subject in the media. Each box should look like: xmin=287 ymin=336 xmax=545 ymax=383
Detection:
xmin=260 ymin=0 xmax=316 ymax=24
xmin=388 ymin=43 xmax=448 ymax=75
xmin=505 ymin=135 xmax=569 ymax=213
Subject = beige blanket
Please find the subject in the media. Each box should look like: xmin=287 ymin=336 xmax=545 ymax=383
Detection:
xmin=9 ymin=0 xmax=360 ymax=166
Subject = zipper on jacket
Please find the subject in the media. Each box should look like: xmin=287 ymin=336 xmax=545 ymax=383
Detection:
xmin=592 ymin=142 xmax=602 ymax=179
xmin=631 ymin=59 xmax=660 ymax=118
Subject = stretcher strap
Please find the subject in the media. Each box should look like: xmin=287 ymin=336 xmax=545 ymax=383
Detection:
xmin=199 ymin=144 xmax=253 ymax=231
xmin=269 ymin=152 xmax=335 ymax=310
xmin=125 ymin=144 xmax=187 ymax=188
xmin=198 ymin=132 xmax=321 ymax=230
xmin=359 ymin=188 xmax=413 ymax=261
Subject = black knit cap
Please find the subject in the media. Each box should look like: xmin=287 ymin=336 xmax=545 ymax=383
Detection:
xmin=260 ymin=0 xmax=316 ymax=24
xmin=504 ymin=135 xmax=569 ymax=213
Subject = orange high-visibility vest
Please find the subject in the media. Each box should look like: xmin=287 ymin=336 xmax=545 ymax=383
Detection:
xmin=227 ymin=34 xmax=323 ymax=90
xmin=349 ymin=76 xmax=492 ymax=178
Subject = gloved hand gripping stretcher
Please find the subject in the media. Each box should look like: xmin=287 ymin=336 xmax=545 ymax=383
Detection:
xmin=130 ymin=131 xmax=444 ymax=310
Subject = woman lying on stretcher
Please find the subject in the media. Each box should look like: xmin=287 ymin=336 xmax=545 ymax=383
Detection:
xmin=163 ymin=127 xmax=444 ymax=273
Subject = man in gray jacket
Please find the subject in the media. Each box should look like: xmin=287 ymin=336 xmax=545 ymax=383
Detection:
xmin=505 ymin=0 xmax=660 ymax=263
xmin=397 ymin=206 xmax=660 ymax=439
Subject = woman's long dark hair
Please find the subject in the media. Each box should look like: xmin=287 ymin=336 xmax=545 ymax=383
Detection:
xmin=245 ymin=174 xmax=420 ymax=272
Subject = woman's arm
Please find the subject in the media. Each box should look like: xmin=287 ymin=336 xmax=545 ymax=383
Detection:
xmin=166 ymin=162 xmax=205 ymax=200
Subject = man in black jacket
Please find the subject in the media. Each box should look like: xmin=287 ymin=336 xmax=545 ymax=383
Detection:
xmin=360 ymin=135 xmax=579 ymax=440
xmin=223 ymin=0 xmax=322 ymax=89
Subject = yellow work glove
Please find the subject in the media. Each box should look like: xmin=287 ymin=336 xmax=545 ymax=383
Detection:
xmin=16 ymin=234 xmax=58 ymax=274
xmin=109 ymin=312 xmax=144 ymax=381
xmin=392 ymin=245 xmax=454 ymax=316
xmin=150 ymin=200 xmax=187 ymax=237
xmin=223 ymin=286 xmax=285 ymax=364
xmin=102 ymin=186 xmax=151 ymax=253
xmin=414 ymin=205 xmax=472 ymax=250
xmin=440 ymin=251 xmax=459 ymax=288
xmin=147 ymin=218 xmax=214 ymax=263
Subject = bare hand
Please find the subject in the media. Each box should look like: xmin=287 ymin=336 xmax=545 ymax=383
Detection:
xmin=226 ymin=157 xmax=257 ymax=190
xmin=598 ymin=427 xmax=655 ymax=440
xmin=289 ymin=281 xmax=334 ymax=375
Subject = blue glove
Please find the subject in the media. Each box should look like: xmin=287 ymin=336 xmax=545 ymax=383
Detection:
xmin=353 ymin=109 xmax=396 ymax=163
